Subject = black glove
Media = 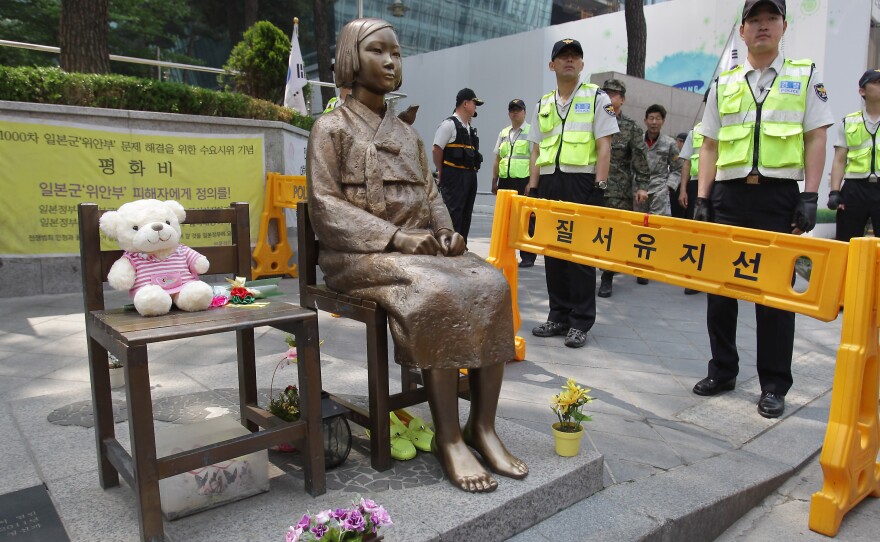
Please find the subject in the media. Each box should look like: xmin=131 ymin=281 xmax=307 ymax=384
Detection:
xmin=793 ymin=192 xmax=819 ymax=232
xmin=693 ymin=197 xmax=713 ymax=222
xmin=827 ymin=190 xmax=841 ymax=210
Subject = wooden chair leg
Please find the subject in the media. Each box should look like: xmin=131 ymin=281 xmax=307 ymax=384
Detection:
xmin=236 ymin=328 xmax=259 ymax=433
xmin=366 ymin=309 xmax=391 ymax=472
xmin=293 ymin=317 xmax=326 ymax=496
xmin=401 ymin=366 xmax=419 ymax=392
xmin=124 ymin=345 xmax=165 ymax=542
xmin=87 ymin=338 xmax=119 ymax=489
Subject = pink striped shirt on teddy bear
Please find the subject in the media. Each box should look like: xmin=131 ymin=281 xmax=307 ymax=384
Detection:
xmin=124 ymin=245 xmax=204 ymax=297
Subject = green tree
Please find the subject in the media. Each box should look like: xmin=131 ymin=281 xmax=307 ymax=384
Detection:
xmin=223 ymin=20 xmax=290 ymax=103
xmin=1 ymin=1 xmax=316 ymax=91
xmin=106 ymin=0 xmax=199 ymax=78
xmin=0 ymin=0 xmax=62 ymax=67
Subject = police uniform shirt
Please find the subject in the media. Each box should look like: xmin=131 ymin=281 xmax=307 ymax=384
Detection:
xmin=833 ymin=105 xmax=880 ymax=149
xmin=699 ymin=54 xmax=834 ymax=142
xmin=526 ymin=77 xmax=619 ymax=173
xmin=678 ymin=130 xmax=694 ymax=161
xmin=433 ymin=113 xmax=472 ymax=149
xmin=679 ymin=130 xmax=697 ymax=180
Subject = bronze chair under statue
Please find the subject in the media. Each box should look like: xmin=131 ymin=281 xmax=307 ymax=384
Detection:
xmin=305 ymin=18 xmax=527 ymax=493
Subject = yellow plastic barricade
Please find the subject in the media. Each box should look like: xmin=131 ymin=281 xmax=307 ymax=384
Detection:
xmin=488 ymin=191 xmax=848 ymax=349
xmin=488 ymin=190 xmax=880 ymax=535
xmin=809 ymin=237 xmax=880 ymax=537
xmin=252 ymin=172 xmax=308 ymax=279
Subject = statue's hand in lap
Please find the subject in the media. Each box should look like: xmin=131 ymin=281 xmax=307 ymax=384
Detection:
xmin=436 ymin=230 xmax=466 ymax=256
xmin=391 ymin=230 xmax=443 ymax=255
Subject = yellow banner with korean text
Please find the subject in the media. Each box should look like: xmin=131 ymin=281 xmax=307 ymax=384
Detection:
xmin=0 ymin=119 xmax=264 ymax=255
xmin=491 ymin=191 xmax=848 ymax=323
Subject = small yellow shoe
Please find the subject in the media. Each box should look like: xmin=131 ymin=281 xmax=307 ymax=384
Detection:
xmin=405 ymin=416 xmax=434 ymax=453
xmin=389 ymin=414 xmax=416 ymax=461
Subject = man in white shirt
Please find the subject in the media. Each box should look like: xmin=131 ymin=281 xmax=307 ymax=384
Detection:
xmin=525 ymin=39 xmax=619 ymax=349
xmin=827 ymin=69 xmax=880 ymax=241
xmin=492 ymin=98 xmax=536 ymax=267
xmin=691 ymin=0 xmax=834 ymax=418
xmin=432 ymin=88 xmax=484 ymax=243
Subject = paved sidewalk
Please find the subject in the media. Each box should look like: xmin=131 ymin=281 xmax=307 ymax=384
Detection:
xmin=0 ymin=211 xmax=876 ymax=541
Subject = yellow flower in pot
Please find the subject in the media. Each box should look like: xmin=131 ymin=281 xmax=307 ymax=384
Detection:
xmin=549 ymin=378 xmax=594 ymax=456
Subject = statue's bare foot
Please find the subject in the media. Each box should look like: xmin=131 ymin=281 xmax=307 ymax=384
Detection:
xmin=432 ymin=438 xmax=498 ymax=493
xmin=463 ymin=424 xmax=529 ymax=480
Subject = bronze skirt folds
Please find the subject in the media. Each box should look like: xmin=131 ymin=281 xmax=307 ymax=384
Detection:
xmin=320 ymin=249 xmax=514 ymax=369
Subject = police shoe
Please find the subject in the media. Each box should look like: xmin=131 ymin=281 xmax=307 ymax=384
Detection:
xmin=532 ymin=321 xmax=569 ymax=337
xmin=518 ymin=260 xmax=534 ymax=268
xmin=757 ymin=391 xmax=785 ymax=419
xmin=692 ymin=377 xmax=736 ymax=396
xmin=637 ymin=277 xmax=649 ymax=285
xmin=598 ymin=276 xmax=613 ymax=298
xmin=564 ymin=328 xmax=587 ymax=348
xmin=684 ymin=288 xmax=700 ymax=295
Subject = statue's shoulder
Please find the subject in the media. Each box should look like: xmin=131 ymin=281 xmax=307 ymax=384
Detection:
xmin=390 ymin=115 xmax=422 ymax=142
xmin=309 ymin=113 xmax=334 ymax=135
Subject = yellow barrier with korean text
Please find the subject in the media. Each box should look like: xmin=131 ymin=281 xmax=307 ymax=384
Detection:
xmin=489 ymin=190 xmax=847 ymax=326
xmin=489 ymin=191 xmax=878 ymax=535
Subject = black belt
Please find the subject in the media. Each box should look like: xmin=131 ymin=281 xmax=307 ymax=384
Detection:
xmin=845 ymin=175 xmax=879 ymax=183
xmin=724 ymin=174 xmax=792 ymax=185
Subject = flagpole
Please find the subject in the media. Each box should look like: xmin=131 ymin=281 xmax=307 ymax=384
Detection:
xmin=284 ymin=16 xmax=308 ymax=115
xmin=358 ymin=0 xmax=363 ymax=18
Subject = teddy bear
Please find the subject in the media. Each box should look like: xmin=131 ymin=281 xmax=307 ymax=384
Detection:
xmin=99 ymin=199 xmax=214 ymax=316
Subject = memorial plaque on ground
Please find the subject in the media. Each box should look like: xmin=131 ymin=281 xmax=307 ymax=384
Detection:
xmin=0 ymin=485 xmax=69 ymax=540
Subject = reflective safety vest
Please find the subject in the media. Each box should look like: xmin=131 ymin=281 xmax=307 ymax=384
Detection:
xmin=323 ymin=97 xmax=340 ymax=113
xmin=689 ymin=123 xmax=703 ymax=180
xmin=715 ymin=58 xmax=812 ymax=181
xmin=498 ymin=123 xmax=531 ymax=179
xmin=843 ymin=111 xmax=880 ymax=179
xmin=535 ymin=83 xmax=600 ymax=175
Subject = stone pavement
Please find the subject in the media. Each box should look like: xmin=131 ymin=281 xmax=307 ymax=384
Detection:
xmin=0 ymin=211 xmax=877 ymax=541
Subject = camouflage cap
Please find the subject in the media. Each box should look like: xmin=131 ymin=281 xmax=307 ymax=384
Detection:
xmin=602 ymin=79 xmax=626 ymax=95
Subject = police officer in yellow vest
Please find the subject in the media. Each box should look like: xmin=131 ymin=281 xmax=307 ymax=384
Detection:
xmin=691 ymin=0 xmax=833 ymax=418
xmin=676 ymin=124 xmax=704 ymax=296
xmin=679 ymin=90 xmax=711 ymax=224
xmin=323 ymin=86 xmax=352 ymax=113
xmin=525 ymin=38 xmax=618 ymax=349
xmin=670 ymin=131 xmax=689 ymax=218
xmin=828 ymin=69 xmax=880 ymax=241
xmin=492 ymin=99 xmax=536 ymax=267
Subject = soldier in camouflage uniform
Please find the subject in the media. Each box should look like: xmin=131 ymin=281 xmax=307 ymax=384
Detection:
xmin=598 ymin=79 xmax=650 ymax=298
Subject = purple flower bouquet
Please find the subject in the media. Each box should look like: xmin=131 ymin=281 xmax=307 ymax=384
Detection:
xmin=285 ymin=497 xmax=392 ymax=541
